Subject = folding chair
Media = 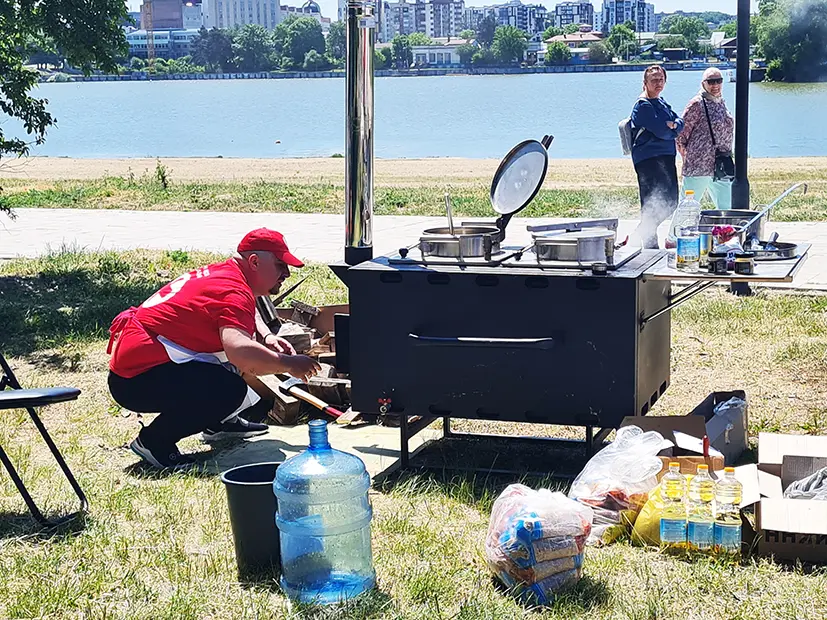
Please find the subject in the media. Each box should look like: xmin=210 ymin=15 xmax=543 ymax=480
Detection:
xmin=0 ymin=353 xmax=88 ymax=526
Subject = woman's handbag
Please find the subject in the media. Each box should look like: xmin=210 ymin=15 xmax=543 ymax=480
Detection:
xmin=702 ymin=98 xmax=735 ymax=181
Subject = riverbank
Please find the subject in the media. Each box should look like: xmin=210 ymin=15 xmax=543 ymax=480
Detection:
xmin=41 ymin=60 xmax=736 ymax=83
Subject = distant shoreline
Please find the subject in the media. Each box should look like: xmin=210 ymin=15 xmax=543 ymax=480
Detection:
xmin=40 ymin=61 xmax=738 ymax=84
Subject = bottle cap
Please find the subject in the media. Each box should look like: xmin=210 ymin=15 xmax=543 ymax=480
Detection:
xmin=697 ymin=464 xmax=709 ymax=472
xmin=685 ymin=190 xmax=695 ymax=196
xmin=669 ymin=462 xmax=680 ymax=468
xmin=724 ymin=467 xmax=735 ymax=473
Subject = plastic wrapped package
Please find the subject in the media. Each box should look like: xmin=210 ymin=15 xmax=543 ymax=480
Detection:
xmin=568 ymin=425 xmax=666 ymax=546
xmin=485 ymin=484 xmax=593 ymax=605
xmin=784 ymin=467 xmax=827 ymax=500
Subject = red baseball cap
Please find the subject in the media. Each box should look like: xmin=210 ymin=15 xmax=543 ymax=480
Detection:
xmin=237 ymin=228 xmax=304 ymax=267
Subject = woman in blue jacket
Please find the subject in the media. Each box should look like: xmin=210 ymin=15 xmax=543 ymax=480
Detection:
xmin=631 ymin=65 xmax=684 ymax=249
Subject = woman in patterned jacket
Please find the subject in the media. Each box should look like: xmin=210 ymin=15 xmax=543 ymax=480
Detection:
xmin=676 ymin=68 xmax=735 ymax=209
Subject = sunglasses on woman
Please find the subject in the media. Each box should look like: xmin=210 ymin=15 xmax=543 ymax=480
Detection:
xmin=705 ymin=78 xmax=724 ymax=85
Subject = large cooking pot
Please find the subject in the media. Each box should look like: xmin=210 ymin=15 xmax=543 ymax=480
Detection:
xmin=420 ymin=226 xmax=500 ymax=258
xmin=699 ymin=209 xmax=765 ymax=242
xmin=532 ymin=228 xmax=616 ymax=263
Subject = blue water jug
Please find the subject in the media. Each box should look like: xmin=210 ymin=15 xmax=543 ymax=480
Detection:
xmin=274 ymin=419 xmax=375 ymax=604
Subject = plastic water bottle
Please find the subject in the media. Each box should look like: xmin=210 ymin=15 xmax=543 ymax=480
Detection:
xmin=687 ymin=464 xmax=715 ymax=551
xmin=714 ymin=467 xmax=743 ymax=556
xmin=274 ymin=420 xmax=375 ymax=604
xmin=668 ymin=190 xmax=702 ymax=248
xmin=659 ymin=462 xmax=687 ymax=546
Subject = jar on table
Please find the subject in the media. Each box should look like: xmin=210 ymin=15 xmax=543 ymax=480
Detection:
xmin=734 ymin=252 xmax=756 ymax=276
xmin=707 ymin=252 xmax=729 ymax=275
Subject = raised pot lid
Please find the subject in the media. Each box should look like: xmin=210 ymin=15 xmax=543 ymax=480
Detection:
xmin=490 ymin=136 xmax=552 ymax=217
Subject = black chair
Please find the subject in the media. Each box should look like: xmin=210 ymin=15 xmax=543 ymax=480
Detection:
xmin=0 ymin=353 xmax=88 ymax=526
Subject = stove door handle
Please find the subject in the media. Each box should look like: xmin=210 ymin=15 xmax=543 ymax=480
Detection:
xmin=408 ymin=334 xmax=554 ymax=350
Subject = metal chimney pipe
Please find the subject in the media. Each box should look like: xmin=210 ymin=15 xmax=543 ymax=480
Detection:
xmin=731 ymin=0 xmax=751 ymax=209
xmin=344 ymin=0 xmax=376 ymax=266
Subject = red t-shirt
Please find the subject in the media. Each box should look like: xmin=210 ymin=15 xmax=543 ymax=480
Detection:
xmin=109 ymin=259 xmax=256 ymax=378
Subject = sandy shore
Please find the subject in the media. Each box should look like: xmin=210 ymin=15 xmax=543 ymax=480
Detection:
xmin=2 ymin=156 xmax=826 ymax=189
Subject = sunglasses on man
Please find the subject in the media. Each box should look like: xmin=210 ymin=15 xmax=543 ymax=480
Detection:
xmin=705 ymin=78 xmax=724 ymax=85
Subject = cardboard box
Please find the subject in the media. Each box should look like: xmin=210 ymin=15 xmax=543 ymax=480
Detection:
xmin=735 ymin=433 xmax=827 ymax=563
xmin=621 ymin=390 xmax=748 ymax=465
xmin=655 ymin=455 xmax=725 ymax=481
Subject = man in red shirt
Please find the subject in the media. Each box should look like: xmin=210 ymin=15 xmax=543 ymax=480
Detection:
xmin=107 ymin=228 xmax=321 ymax=469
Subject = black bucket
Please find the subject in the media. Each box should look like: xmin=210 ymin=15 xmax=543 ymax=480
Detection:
xmin=221 ymin=462 xmax=281 ymax=580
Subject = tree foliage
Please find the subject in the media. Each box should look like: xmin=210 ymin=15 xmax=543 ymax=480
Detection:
xmin=326 ymin=20 xmax=346 ymax=61
xmin=391 ymin=34 xmax=412 ymax=69
xmin=192 ymin=27 xmax=234 ymax=72
xmin=233 ymin=24 xmax=273 ymax=72
xmin=459 ymin=29 xmax=476 ymax=40
xmin=564 ymin=23 xmax=583 ymax=34
xmin=0 ymin=0 xmax=127 ymax=162
xmin=492 ymin=25 xmax=527 ymax=64
xmin=456 ymin=43 xmax=477 ymax=66
xmin=664 ymin=15 xmax=710 ymax=53
xmin=282 ymin=17 xmax=325 ymax=67
xmin=543 ymin=25 xmax=563 ymax=41
xmin=758 ymin=0 xmax=827 ymax=82
xmin=407 ymin=32 xmax=433 ymax=46
xmin=607 ymin=25 xmax=637 ymax=58
xmin=476 ymin=16 xmax=497 ymax=48
xmin=545 ymin=41 xmax=572 ymax=65
xmin=587 ymin=41 xmax=613 ymax=64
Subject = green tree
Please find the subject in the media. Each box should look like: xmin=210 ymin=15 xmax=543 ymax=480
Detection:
xmin=657 ymin=34 xmax=688 ymax=51
xmin=471 ymin=47 xmax=497 ymax=66
xmin=233 ymin=24 xmax=274 ymax=72
xmin=303 ymin=49 xmax=328 ymax=70
xmin=283 ymin=17 xmax=325 ymax=67
xmin=456 ymin=42 xmax=476 ymax=65
xmin=476 ymin=15 xmax=497 ymax=47
xmin=758 ymin=0 xmax=827 ymax=82
xmin=492 ymin=25 xmax=527 ymax=64
xmin=587 ymin=41 xmax=613 ymax=64
xmin=607 ymin=24 xmax=637 ymax=59
xmin=326 ymin=20 xmax=346 ymax=61
xmin=374 ymin=47 xmax=389 ymax=70
xmin=0 ymin=0 xmax=127 ymax=168
xmin=130 ymin=56 xmax=146 ymax=70
xmin=380 ymin=46 xmax=393 ymax=69
xmin=666 ymin=15 xmax=711 ymax=53
xmin=564 ymin=23 xmax=582 ymax=34
xmin=407 ymin=32 xmax=433 ymax=46
xmin=543 ymin=25 xmax=563 ymax=41
xmin=545 ymin=41 xmax=572 ymax=65
xmin=460 ymin=29 xmax=476 ymax=39
xmin=391 ymin=34 xmax=412 ymax=69
xmin=192 ymin=27 xmax=234 ymax=72
xmin=722 ymin=21 xmax=738 ymax=37
xmin=623 ymin=19 xmax=636 ymax=32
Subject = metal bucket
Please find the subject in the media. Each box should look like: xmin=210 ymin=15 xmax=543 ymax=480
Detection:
xmin=699 ymin=209 xmax=766 ymax=241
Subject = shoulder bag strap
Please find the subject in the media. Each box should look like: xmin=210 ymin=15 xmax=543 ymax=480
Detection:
xmin=702 ymin=98 xmax=717 ymax=149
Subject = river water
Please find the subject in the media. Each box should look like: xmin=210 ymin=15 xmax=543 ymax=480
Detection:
xmin=8 ymin=71 xmax=827 ymax=159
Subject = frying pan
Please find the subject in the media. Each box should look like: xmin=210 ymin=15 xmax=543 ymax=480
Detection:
xmin=489 ymin=135 xmax=554 ymax=235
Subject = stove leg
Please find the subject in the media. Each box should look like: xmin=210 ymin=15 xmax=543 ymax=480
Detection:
xmin=729 ymin=281 xmax=752 ymax=297
xmin=399 ymin=415 xmax=410 ymax=470
xmin=443 ymin=417 xmax=452 ymax=437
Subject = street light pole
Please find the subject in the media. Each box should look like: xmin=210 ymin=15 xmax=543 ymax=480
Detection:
xmin=731 ymin=0 xmax=751 ymax=209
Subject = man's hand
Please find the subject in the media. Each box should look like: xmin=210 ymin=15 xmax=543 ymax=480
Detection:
xmin=284 ymin=355 xmax=322 ymax=383
xmin=666 ymin=121 xmax=677 ymax=130
xmin=263 ymin=333 xmax=296 ymax=355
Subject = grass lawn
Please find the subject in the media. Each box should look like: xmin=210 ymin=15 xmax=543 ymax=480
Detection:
xmin=0 ymin=161 xmax=825 ymax=221
xmin=0 ymin=249 xmax=826 ymax=619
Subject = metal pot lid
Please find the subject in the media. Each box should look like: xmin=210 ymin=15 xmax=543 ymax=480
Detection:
xmin=490 ymin=136 xmax=553 ymax=216
xmin=533 ymin=228 xmax=616 ymax=241
xmin=422 ymin=225 xmax=499 ymax=237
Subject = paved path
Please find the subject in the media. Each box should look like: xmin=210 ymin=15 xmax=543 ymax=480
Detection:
xmin=2 ymin=208 xmax=825 ymax=290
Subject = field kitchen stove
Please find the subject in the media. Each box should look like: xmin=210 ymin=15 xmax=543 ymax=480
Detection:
xmin=329 ymin=2 xmax=811 ymax=473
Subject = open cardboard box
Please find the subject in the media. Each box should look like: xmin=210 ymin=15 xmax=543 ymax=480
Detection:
xmin=732 ymin=433 xmax=827 ymax=563
xmin=621 ymin=390 xmax=748 ymax=466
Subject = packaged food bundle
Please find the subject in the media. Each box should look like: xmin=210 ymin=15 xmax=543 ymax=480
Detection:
xmin=568 ymin=425 xmax=666 ymax=546
xmin=485 ymin=484 xmax=593 ymax=606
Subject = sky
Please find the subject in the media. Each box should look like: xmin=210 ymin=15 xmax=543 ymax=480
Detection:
xmin=125 ymin=1 xmax=759 ymax=24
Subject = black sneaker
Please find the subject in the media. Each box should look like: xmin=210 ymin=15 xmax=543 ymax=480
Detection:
xmin=129 ymin=435 xmax=196 ymax=470
xmin=201 ymin=416 xmax=269 ymax=442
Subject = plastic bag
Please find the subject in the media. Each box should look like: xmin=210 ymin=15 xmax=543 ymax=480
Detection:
xmin=784 ymin=467 xmax=827 ymax=500
xmin=631 ymin=485 xmax=664 ymax=547
xmin=485 ymin=484 xmax=593 ymax=605
xmin=569 ymin=425 xmax=666 ymax=546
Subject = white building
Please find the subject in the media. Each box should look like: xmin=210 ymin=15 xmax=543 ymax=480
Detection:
xmin=425 ymin=0 xmax=464 ymax=38
xmin=281 ymin=0 xmax=331 ymax=31
xmin=461 ymin=1 xmax=547 ymax=36
xmin=554 ymin=2 xmax=594 ymax=28
xmin=411 ymin=36 xmax=474 ymax=65
xmin=598 ymin=1 xmax=655 ymax=34
xmin=182 ymin=2 xmax=204 ymax=28
xmin=201 ymin=0 xmax=281 ymax=30
xmin=126 ymin=28 xmax=201 ymax=59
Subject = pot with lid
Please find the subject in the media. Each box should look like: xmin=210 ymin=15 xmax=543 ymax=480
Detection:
xmin=417 ymin=135 xmax=554 ymax=259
